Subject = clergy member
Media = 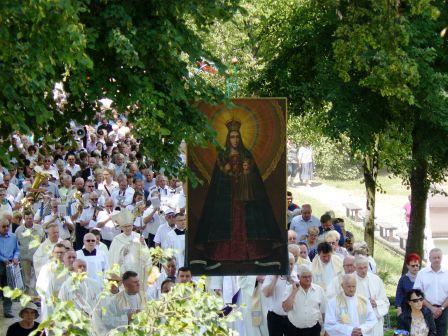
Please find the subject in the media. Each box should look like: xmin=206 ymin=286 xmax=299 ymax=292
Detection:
xmin=311 ymin=242 xmax=343 ymax=293
xmin=58 ymin=259 xmax=101 ymax=316
xmin=36 ymin=243 xmax=68 ymax=320
xmin=354 ymin=256 xmax=389 ymax=336
xmin=33 ymin=224 xmax=61 ymax=277
xmin=324 ymin=274 xmax=377 ymax=336
xmin=165 ymin=212 xmax=186 ymax=269
xmin=76 ymin=233 xmax=109 ymax=284
xmin=109 ymin=209 xmax=151 ymax=289
xmin=327 ymin=255 xmax=356 ymax=300
xmin=103 ymin=271 xmax=147 ymax=330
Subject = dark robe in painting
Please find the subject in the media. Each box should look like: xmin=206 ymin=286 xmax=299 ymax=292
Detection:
xmin=194 ymin=146 xmax=282 ymax=262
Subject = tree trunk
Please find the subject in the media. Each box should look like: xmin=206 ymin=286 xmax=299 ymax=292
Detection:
xmin=363 ymin=136 xmax=380 ymax=256
xmin=403 ymin=127 xmax=429 ymax=273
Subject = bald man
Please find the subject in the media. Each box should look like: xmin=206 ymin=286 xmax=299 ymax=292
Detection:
xmin=59 ymin=259 xmax=100 ymax=315
xmin=325 ymin=274 xmax=377 ymax=336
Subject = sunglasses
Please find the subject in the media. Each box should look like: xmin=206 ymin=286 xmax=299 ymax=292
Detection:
xmin=409 ymin=264 xmax=420 ymax=268
xmin=90 ymin=198 xmax=98 ymax=201
xmin=85 ymin=239 xmax=96 ymax=243
xmin=1 ymin=225 xmax=9 ymax=228
xmin=410 ymin=297 xmax=424 ymax=303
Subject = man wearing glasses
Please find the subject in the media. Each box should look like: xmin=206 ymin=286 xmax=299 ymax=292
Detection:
xmin=414 ymin=248 xmax=448 ymax=336
xmin=76 ymin=233 xmax=108 ymax=284
xmin=0 ymin=217 xmax=20 ymax=318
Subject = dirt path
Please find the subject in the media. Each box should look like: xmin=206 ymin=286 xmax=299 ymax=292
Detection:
xmin=291 ymin=182 xmax=409 ymax=233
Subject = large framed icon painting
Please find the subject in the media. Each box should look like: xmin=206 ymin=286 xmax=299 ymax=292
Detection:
xmin=187 ymin=98 xmax=288 ymax=276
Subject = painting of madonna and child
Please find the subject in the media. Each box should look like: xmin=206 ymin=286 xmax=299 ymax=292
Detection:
xmin=187 ymin=98 xmax=288 ymax=276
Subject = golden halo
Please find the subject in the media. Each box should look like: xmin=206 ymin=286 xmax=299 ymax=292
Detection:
xmin=190 ymin=99 xmax=285 ymax=183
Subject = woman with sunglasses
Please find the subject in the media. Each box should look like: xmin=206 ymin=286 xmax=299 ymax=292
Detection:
xmin=398 ymin=289 xmax=436 ymax=336
xmin=395 ymin=253 xmax=421 ymax=316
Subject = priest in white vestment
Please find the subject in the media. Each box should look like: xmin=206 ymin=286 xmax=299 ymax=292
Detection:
xmin=354 ymin=256 xmax=389 ymax=336
xmin=109 ymin=209 xmax=151 ymax=289
xmin=325 ymin=274 xmax=377 ymax=336
xmin=36 ymin=243 xmax=69 ymax=320
xmin=58 ymin=259 xmax=101 ymax=316
xmin=327 ymin=255 xmax=356 ymax=300
xmin=102 ymin=271 xmax=148 ymax=331
xmin=311 ymin=242 xmax=343 ymax=293
xmin=33 ymin=224 xmax=61 ymax=277
xmin=76 ymin=233 xmax=108 ymax=285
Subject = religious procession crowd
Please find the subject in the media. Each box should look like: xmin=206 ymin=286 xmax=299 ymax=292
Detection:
xmin=0 ymin=108 xmax=447 ymax=336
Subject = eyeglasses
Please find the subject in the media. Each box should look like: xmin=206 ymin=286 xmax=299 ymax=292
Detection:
xmin=1 ymin=225 xmax=9 ymax=228
xmin=409 ymin=264 xmax=420 ymax=268
xmin=410 ymin=297 xmax=424 ymax=303
xmin=90 ymin=198 xmax=98 ymax=201
xmin=85 ymin=239 xmax=96 ymax=243
xmin=45 ymin=159 xmax=52 ymax=163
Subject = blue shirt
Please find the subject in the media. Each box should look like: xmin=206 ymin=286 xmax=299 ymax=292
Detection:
xmin=290 ymin=215 xmax=320 ymax=240
xmin=395 ymin=274 xmax=415 ymax=308
xmin=318 ymin=223 xmax=345 ymax=246
xmin=0 ymin=233 xmax=20 ymax=262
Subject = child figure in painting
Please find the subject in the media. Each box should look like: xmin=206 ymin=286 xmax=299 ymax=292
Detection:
xmin=237 ymin=157 xmax=256 ymax=202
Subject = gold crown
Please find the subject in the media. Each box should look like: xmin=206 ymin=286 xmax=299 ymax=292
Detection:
xmin=225 ymin=119 xmax=241 ymax=132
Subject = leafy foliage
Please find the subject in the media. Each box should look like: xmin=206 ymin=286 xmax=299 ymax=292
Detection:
xmin=1 ymin=0 xmax=242 ymax=179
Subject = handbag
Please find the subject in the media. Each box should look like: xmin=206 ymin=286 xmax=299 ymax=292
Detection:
xmin=6 ymin=263 xmax=24 ymax=290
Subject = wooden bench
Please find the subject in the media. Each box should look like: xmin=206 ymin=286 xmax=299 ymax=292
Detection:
xmin=379 ymin=222 xmax=398 ymax=242
xmin=398 ymin=232 xmax=408 ymax=250
xmin=343 ymin=202 xmax=362 ymax=222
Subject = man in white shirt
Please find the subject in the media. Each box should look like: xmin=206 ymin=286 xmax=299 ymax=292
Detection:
xmin=111 ymin=175 xmax=134 ymax=209
xmin=166 ymin=213 xmax=186 ymax=269
xmin=154 ymin=208 xmax=176 ymax=249
xmin=354 ymin=256 xmax=389 ymax=336
xmin=66 ymin=154 xmax=81 ymax=177
xmin=76 ymin=233 xmax=109 ymax=284
xmin=414 ymin=248 xmax=448 ymax=336
xmin=98 ymin=169 xmax=118 ymax=197
xmin=75 ymin=191 xmax=101 ymax=249
xmin=43 ymin=198 xmax=73 ymax=239
xmin=283 ymin=265 xmax=326 ymax=336
xmin=262 ymin=253 xmax=298 ymax=335
xmin=325 ymin=274 xmax=377 ymax=336
xmin=290 ymin=204 xmax=320 ymax=241
xmin=96 ymin=197 xmax=120 ymax=247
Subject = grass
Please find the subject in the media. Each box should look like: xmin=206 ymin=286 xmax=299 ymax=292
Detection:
xmin=319 ymin=173 xmax=410 ymax=197
xmin=293 ymin=188 xmax=403 ymax=296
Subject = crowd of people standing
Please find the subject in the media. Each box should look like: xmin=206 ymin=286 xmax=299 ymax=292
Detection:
xmin=0 ymin=109 xmax=446 ymax=336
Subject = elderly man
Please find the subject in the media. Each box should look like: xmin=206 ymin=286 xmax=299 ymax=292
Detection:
xmin=111 ymin=175 xmax=134 ymax=210
xmin=36 ymin=243 xmax=68 ymax=320
xmin=354 ymin=256 xmax=389 ymax=336
xmin=96 ymin=197 xmax=120 ymax=248
xmin=283 ymin=265 xmax=326 ymax=336
xmin=414 ymin=248 xmax=448 ymax=336
xmin=59 ymin=259 xmax=101 ymax=316
xmin=76 ymin=233 xmax=108 ymax=284
xmin=312 ymin=242 xmax=343 ymax=293
xmin=103 ymin=271 xmax=147 ymax=329
xmin=290 ymin=204 xmax=320 ymax=241
xmin=15 ymin=210 xmax=45 ymax=296
xmin=0 ymin=217 xmax=20 ymax=318
xmin=43 ymin=198 xmax=73 ymax=239
xmin=109 ymin=209 xmax=151 ymax=289
xmin=327 ymin=255 xmax=356 ymax=300
xmin=288 ymin=230 xmax=298 ymax=244
xmin=288 ymin=244 xmax=312 ymax=274
xmin=33 ymin=224 xmax=61 ymax=276
xmin=74 ymin=191 xmax=101 ymax=249
xmin=262 ymin=253 xmax=298 ymax=336
xmin=325 ymin=274 xmax=377 ymax=336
